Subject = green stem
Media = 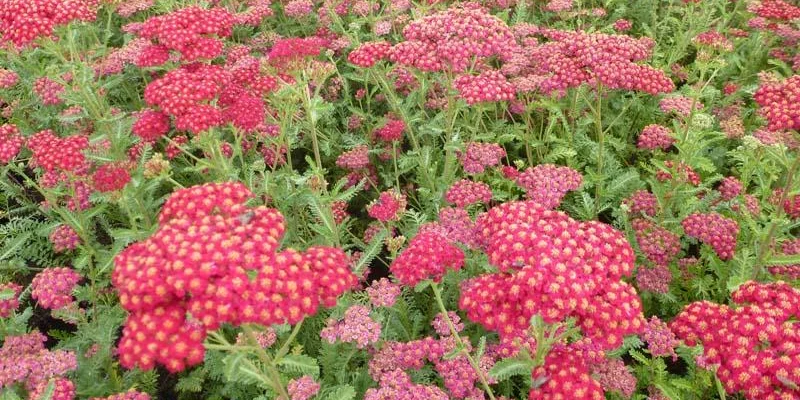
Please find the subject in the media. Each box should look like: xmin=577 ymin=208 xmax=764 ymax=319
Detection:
xmin=242 ymin=325 xmax=291 ymax=400
xmin=274 ymin=319 xmax=305 ymax=363
xmin=592 ymin=87 xmax=604 ymax=218
xmin=431 ymin=282 xmax=496 ymax=400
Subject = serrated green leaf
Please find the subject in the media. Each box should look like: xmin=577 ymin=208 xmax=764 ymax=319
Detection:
xmin=277 ymin=354 xmax=320 ymax=379
xmin=320 ymin=385 xmax=356 ymax=400
xmin=488 ymin=358 xmax=532 ymax=382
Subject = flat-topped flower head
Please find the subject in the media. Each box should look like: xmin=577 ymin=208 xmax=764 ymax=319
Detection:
xmin=515 ymin=164 xmax=582 ymax=209
xmin=390 ymin=231 xmax=465 ymax=286
xmin=681 ymin=212 xmax=739 ymax=260
xmin=113 ymin=182 xmax=357 ymax=372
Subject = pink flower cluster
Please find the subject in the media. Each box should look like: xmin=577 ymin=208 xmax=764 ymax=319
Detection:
xmin=390 ymin=231 xmax=465 ymax=286
xmin=623 ymin=189 xmax=658 ymax=217
xmin=31 ymin=267 xmax=81 ymax=310
xmin=636 ymin=264 xmax=672 ymax=294
xmin=431 ymin=311 xmax=463 ymax=336
xmin=461 ymin=200 xmax=644 ymax=347
xmin=29 ymin=377 xmax=75 ymax=400
xmin=632 ymin=219 xmax=681 ymax=266
xmin=515 ymin=164 xmax=582 ymax=209
xmin=366 ymin=278 xmax=401 ymax=308
xmin=718 ymin=176 xmax=743 ymax=201
xmin=506 ymin=29 xmax=674 ymax=96
xmin=0 ymin=0 xmax=96 ymax=48
xmin=656 ymin=160 xmax=701 ymax=186
xmin=367 ymin=190 xmax=407 ymax=222
xmin=389 ymin=5 xmax=517 ymax=72
xmin=33 ymin=77 xmax=65 ymax=106
xmin=681 ymin=212 xmax=739 ymax=260
xmin=336 ymin=145 xmax=371 ymax=170
xmin=0 ymin=331 xmax=77 ymax=390
xmin=134 ymin=7 xmax=234 ymax=65
xmin=769 ymin=239 xmax=800 ymax=279
xmin=460 ymin=142 xmax=505 ymax=174
xmin=0 ymin=123 xmax=23 ymax=164
xmin=453 ymin=70 xmax=516 ymax=105
xmin=754 ymin=74 xmax=800 ymax=131
xmin=0 ymin=282 xmax=22 ymax=317
xmin=50 ymin=225 xmax=80 ymax=252
xmin=89 ymin=390 xmax=151 ymax=400
xmin=321 ymin=305 xmax=381 ymax=348
xmin=445 ymin=179 xmax=492 ymax=207
xmin=112 ymin=182 xmax=357 ymax=372
xmin=0 ymin=68 xmax=18 ymax=88
xmin=659 ymin=95 xmax=702 ymax=117
xmin=637 ymin=124 xmax=675 ymax=151
xmin=287 ymin=376 xmax=320 ymax=400
xmin=367 ymin=336 xmax=494 ymax=399
xmin=642 ymin=316 xmax=679 ymax=360
xmin=671 ymin=281 xmax=800 ymax=399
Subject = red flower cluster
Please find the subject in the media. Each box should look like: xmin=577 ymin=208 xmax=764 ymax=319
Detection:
xmin=529 ymin=346 xmax=605 ymax=400
xmin=367 ymin=190 xmax=407 ymax=222
xmin=671 ymin=281 xmax=800 ymax=400
xmin=632 ymin=219 xmax=681 ymax=266
xmin=131 ymin=109 xmax=170 ymax=142
xmin=718 ymin=176 xmax=743 ymax=201
xmin=461 ymin=200 xmax=644 ymax=346
xmin=749 ymin=0 xmax=800 ymax=21
xmin=348 ymin=41 xmax=392 ymax=68
xmin=389 ymin=5 xmax=517 ymax=72
xmin=659 ymin=95 xmax=702 ymax=117
xmin=0 ymin=282 xmax=21 ymax=317
xmin=656 ymin=160 xmax=701 ymax=186
xmin=445 ymin=179 xmax=492 ymax=207
xmin=637 ymin=124 xmax=674 ymax=151
xmin=267 ymin=37 xmax=328 ymax=66
xmin=112 ymin=182 xmax=357 ymax=372
xmin=754 ymin=74 xmax=800 ymax=131
xmin=515 ymin=164 xmax=582 ymax=209
xmin=453 ymin=70 xmax=516 ymax=104
xmin=460 ymin=142 xmax=505 ymax=174
xmin=135 ymin=7 xmax=234 ymax=65
xmin=506 ymin=29 xmax=674 ymax=96
xmin=373 ymin=117 xmax=406 ymax=142
xmin=0 ymin=0 xmax=96 ymax=48
xmin=27 ymin=130 xmax=89 ymax=173
xmin=0 ymin=123 xmax=23 ymax=164
xmin=390 ymin=231 xmax=465 ymax=286
xmin=681 ymin=212 xmax=739 ymax=260
xmin=31 ymin=267 xmax=81 ymax=310
xmin=92 ymin=164 xmax=131 ymax=192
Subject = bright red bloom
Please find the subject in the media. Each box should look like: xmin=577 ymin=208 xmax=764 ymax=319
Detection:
xmin=0 ymin=123 xmax=23 ymax=164
xmin=368 ymin=190 xmax=407 ymax=222
xmin=0 ymin=0 xmax=96 ymax=48
xmin=132 ymin=110 xmax=170 ymax=142
xmin=754 ymin=74 xmax=800 ymax=131
xmin=93 ymin=164 xmax=131 ymax=192
xmin=515 ymin=164 xmax=582 ymax=209
xmin=637 ymin=124 xmax=674 ymax=151
xmin=113 ymin=182 xmax=357 ymax=372
xmin=348 ymin=41 xmax=392 ymax=68
xmin=671 ymin=281 xmax=800 ymax=399
xmin=135 ymin=7 xmax=234 ymax=64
